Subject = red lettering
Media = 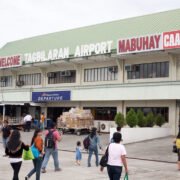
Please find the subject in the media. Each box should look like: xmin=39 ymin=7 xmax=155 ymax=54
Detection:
xmin=0 ymin=55 xmax=21 ymax=69
xmin=154 ymin=35 xmax=161 ymax=48
xmin=125 ymin=40 xmax=130 ymax=52
xmin=143 ymin=36 xmax=149 ymax=50
xmin=118 ymin=40 xmax=126 ymax=53
xmin=136 ymin=38 xmax=142 ymax=51
xmin=131 ymin=38 xmax=136 ymax=51
xmin=149 ymin=36 xmax=155 ymax=49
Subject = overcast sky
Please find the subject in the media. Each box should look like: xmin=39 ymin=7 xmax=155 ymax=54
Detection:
xmin=0 ymin=0 xmax=180 ymax=48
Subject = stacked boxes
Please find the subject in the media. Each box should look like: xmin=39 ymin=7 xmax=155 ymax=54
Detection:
xmin=57 ymin=108 xmax=94 ymax=129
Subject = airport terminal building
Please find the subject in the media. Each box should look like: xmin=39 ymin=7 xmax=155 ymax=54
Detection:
xmin=0 ymin=9 xmax=180 ymax=134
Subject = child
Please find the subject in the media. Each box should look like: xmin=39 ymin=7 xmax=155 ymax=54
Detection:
xmin=76 ymin=141 xmax=82 ymax=165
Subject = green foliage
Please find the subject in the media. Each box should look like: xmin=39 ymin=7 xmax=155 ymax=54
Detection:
xmin=114 ymin=112 xmax=125 ymax=127
xmin=155 ymin=114 xmax=166 ymax=127
xmin=126 ymin=108 xmax=138 ymax=128
xmin=146 ymin=112 xmax=155 ymax=127
xmin=137 ymin=109 xmax=146 ymax=127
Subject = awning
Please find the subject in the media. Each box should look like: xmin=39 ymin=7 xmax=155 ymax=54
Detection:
xmin=0 ymin=103 xmax=24 ymax=106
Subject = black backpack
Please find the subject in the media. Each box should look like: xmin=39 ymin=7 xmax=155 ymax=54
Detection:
xmin=83 ymin=136 xmax=90 ymax=150
xmin=45 ymin=130 xmax=55 ymax=149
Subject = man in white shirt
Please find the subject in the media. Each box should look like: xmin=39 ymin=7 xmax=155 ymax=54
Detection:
xmin=23 ymin=112 xmax=32 ymax=132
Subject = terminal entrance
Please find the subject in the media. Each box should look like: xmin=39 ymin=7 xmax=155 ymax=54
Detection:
xmin=47 ymin=107 xmax=71 ymax=122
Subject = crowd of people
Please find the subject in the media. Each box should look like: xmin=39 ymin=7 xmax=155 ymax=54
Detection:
xmin=2 ymin=120 xmax=61 ymax=180
xmin=1 ymin=119 xmax=128 ymax=180
xmin=2 ymin=116 xmax=180 ymax=180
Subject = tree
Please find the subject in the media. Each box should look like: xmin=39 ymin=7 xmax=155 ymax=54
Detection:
xmin=126 ymin=108 xmax=138 ymax=128
xmin=146 ymin=112 xmax=155 ymax=127
xmin=114 ymin=112 xmax=125 ymax=127
xmin=137 ymin=109 xmax=146 ymax=127
xmin=155 ymin=114 xmax=166 ymax=127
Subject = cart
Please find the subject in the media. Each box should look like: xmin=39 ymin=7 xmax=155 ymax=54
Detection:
xmin=57 ymin=108 xmax=94 ymax=136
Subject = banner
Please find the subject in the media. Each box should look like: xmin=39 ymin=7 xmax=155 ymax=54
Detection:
xmin=32 ymin=91 xmax=71 ymax=102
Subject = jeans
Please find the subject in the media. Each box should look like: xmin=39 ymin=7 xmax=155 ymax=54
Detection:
xmin=27 ymin=157 xmax=43 ymax=180
xmin=40 ymin=122 xmax=44 ymax=130
xmin=2 ymin=137 xmax=9 ymax=152
xmin=41 ymin=148 xmax=60 ymax=170
xmin=10 ymin=162 xmax=22 ymax=180
xmin=107 ymin=165 xmax=122 ymax=180
xmin=24 ymin=121 xmax=31 ymax=132
xmin=88 ymin=147 xmax=99 ymax=167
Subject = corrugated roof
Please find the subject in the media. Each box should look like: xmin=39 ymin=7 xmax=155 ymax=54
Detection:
xmin=0 ymin=8 xmax=180 ymax=56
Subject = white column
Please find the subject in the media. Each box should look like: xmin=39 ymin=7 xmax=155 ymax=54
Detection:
xmin=169 ymin=53 xmax=177 ymax=81
xmin=39 ymin=68 xmax=47 ymax=87
xmin=116 ymin=58 xmax=124 ymax=83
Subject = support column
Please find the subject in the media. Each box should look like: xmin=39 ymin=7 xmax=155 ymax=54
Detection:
xmin=168 ymin=53 xmax=177 ymax=81
xmin=39 ymin=68 xmax=47 ymax=87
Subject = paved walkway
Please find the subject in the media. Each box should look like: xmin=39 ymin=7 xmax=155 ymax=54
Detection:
xmin=0 ymin=131 xmax=180 ymax=179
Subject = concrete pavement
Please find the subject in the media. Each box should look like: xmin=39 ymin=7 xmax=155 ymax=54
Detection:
xmin=0 ymin=131 xmax=180 ymax=180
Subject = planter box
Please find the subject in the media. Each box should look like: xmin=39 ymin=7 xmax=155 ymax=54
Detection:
xmin=110 ymin=127 xmax=171 ymax=144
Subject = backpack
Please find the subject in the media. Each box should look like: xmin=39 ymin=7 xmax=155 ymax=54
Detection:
xmin=45 ymin=130 xmax=55 ymax=149
xmin=83 ymin=136 xmax=90 ymax=150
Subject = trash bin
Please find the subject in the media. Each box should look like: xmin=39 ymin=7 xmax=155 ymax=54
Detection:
xmin=46 ymin=119 xmax=52 ymax=129
xmin=33 ymin=119 xmax=39 ymax=128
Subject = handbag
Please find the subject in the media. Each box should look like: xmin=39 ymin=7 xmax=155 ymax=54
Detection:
xmin=22 ymin=149 xmax=34 ymax=160
xmin=31 ymin=144 xmax=40 ymax=158
xmin=100 ymin=146 xmax=109 ymax=167
xmin=173 ymin=145 xmax=178 ymax=153
xmin=124 ymin=173 xmax=129 ymax=180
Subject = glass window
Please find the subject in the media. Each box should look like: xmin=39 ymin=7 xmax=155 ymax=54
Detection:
xmin=160 ymin=62 xmax=165 ymax=77
xmin=97 ymin=68 xmax=101 ymax=81
xmin=147 ymin=63 xmax=153 ymax=78
xmin=18 ymin=73 xmax=41 ymax=86
xmin=127 ymin=62 xmax=169 ymax=79
xmin=84 ymin=107 xmax=117 ymax=121
xmin=0 ymin=76 xmax=12 ymax=87
xmin=156 ymin=62 xmax=161 ymax=77
xmin=165 ymin=62 xmax=169 ymax=77
xmin=94 ymin=68 xmax=98 ymax=81
xmin=48 ymin=70 xmax=76 ymax=84
xmin=143 ymin=64 xmax=148 ymax=78
xmin=84 ymin=66 xmax=118 ymax=82
xmin=140 ymin=64 xmax=144 ymax=78
xmin=152 ymin=63 xmax=157 ymax=78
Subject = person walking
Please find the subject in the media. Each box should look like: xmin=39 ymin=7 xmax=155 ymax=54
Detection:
xmin=23 ymin=112 xmax=32 ymax=132
xmin=6 ymin=130 xmax=29 ymax=180
xmin=2 ymin=120 xmax=11 ymax=156
xmin=110 ymin=126 xmax=121 ymax=143
xmin=75 ymin=141 xmax=82 ymax=165
xmin=25 ymin=129 xmax=44 ymax=180
xmin=175 ymin=131 xmax=180 ymax=170
xmin=40 ymin=112 xmax=45 ymax=130
xmin=101 ymin=132 xmax=128 ymax=180
xmin=88 ymin=127 xmax=102 ymax=167
xmin=41 ymin=122 xmax=62 ymax=173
